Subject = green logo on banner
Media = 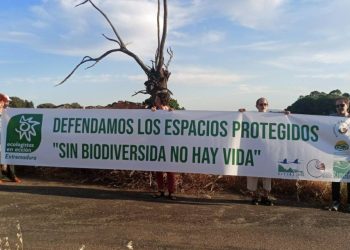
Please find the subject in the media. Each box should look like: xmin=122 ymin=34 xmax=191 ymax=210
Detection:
xmin=333 ymin=161 xmax=350 ymax=179
xmin=6 ymin=114 xmax=43 ymax=153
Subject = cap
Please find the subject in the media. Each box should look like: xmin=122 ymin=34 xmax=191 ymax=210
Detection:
xmin=4 ymin=94 xmax=11 ymax=101
xmin=0 ymin=93 xmax=11 ymax=102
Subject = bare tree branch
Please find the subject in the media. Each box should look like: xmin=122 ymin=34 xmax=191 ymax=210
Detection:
xmin=58 ymin=46 xmax=151 ymax=86
xmin=122 ymin=49 xmax=152 ymax=73
xmin=102 ymin=34 xmax=121 ymax=46
xmin=156 ymin=0 xmax=168 ymax=72
xmin=155 ymin=0 xmax=161 ymax=66
xmin=59 ymin=0 xmax=151 ymax=85
xmin=75 ymin=0 xmax=88 ymax=8
xmin=56 ymin=49 xmax=121 ymax=86
xmin=60 ymin=0 xmax=173 ymax=98
xmin=165 ymin=47 xmax=173 ymax=70
xmin=78 ymin=0 xmax=126 ymax=48
xmin=132 ymin=90 xmax=148 ymax=96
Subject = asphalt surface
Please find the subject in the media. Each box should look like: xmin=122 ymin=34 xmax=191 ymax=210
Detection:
xmin=0 ymin=178 xmax=350 ymax=250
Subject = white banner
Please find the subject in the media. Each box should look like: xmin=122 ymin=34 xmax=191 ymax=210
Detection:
xmin=1 ymin=108 xmax=350 ymax=182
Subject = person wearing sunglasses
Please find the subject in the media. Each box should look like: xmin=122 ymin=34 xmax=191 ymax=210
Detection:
xmin=329 ymin=97 xmax=350 ymax=212
xmin=0 ymin=93 xmax=21 ymax=184
xmin=239 ymin=97 xmax=290 ymax=205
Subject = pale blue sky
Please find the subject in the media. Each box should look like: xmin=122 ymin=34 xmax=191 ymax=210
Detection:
xmin=1 ymin=0 xmax=350 ymax=111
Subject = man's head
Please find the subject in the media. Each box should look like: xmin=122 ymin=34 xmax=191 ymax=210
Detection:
xmin=256 ymin=97 xmax=268 ymax=112
xmin=335 ymin=97 xmax=349 ymax=116
xmin=0 ymin=93 xmax=11 ymax=109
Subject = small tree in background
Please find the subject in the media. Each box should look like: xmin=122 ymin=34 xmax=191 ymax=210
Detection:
xmin=168 ymin=98 xmax=185 ymax=110
xmin=287 ymin=89 xmax=349 ymax=115
xmin=9 ymin=96 xmax=34 ymax=108
xmin=37 ymin=103 xmax=56 ymax=109
xmin=58 ymin=0 xmax=173 ymax=105
xmin=37 ymin=102 xmax=83 ymax=109
xmin=143 ymin=97 xmax=184 ymax=110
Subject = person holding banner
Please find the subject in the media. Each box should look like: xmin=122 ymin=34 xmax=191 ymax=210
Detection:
xmin=329 ymin=97 xmax=350 ymax=212
xmin=151 ymin=92 xmax=176 ymax=200
xmin=0 ymin=93 xmax=21 ymax=184
xmin=239 ymin=97 xmax=290 ymax=206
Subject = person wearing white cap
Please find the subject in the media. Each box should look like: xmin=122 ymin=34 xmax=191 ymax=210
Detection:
xmin=0 ymin=93 xmax=21 ymax=184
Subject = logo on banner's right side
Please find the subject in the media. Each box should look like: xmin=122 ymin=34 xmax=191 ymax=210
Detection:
xmin=333 ymin=119 xmax=350 ymax=138
xmin=332 ymin=118 xmax=350 ymax=179
xmin=306 ymin=159 xmax=326 ymax=178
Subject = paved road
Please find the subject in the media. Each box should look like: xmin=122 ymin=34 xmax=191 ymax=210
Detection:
xmin=0 ymin=178 xmax=349 ymax=250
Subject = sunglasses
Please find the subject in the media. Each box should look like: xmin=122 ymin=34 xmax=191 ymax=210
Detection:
xmin=336 ymin=104 xmax=346 ymax=108
xmin=258 ymin=103 xmax=268 ymax=106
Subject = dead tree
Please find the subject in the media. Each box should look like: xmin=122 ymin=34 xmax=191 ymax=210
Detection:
xmin=58 ymin=0 xmax=173 ymax=102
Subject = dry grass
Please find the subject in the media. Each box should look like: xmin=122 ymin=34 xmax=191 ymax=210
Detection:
xmin=0 ymin=221 xmax=23 ymax=250
xmin=17 ymin=166 xmax=341 ymax=204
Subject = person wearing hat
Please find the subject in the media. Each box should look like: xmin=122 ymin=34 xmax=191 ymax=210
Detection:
xmin=0 ymin=93 xmax=21 ymax=183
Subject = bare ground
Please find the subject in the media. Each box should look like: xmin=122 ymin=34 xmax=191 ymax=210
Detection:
xmin=0 ymin=177 xmax=350 ymax=250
